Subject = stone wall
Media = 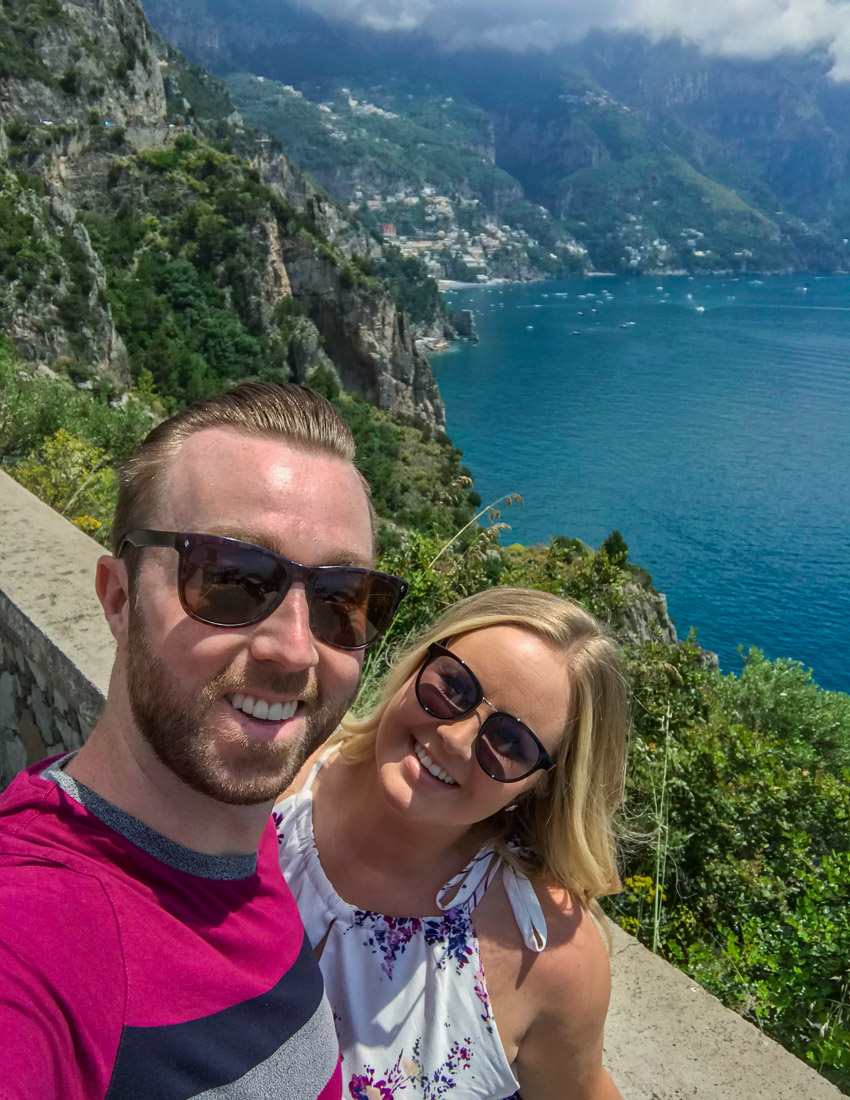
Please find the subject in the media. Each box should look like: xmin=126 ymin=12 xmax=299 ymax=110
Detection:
xmin=0 ymin=471 xmax=114 ymax=789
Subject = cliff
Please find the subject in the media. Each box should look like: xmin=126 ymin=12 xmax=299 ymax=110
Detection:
xmin=0 ymin=0 xmax=444 ymax=424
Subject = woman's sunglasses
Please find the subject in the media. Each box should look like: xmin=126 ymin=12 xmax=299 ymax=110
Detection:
xmin=120 ymin=530 xmax=408 ymax=651
xmin=414 ymin=642 xmax=555 ymax=783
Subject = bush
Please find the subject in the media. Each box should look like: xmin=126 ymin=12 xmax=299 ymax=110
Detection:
xmin=4 ymin=119 xmax=29 ymax=143
xmin=0 ymin=337 xmax=151 ymax=465
xmin=11 ymin=429 xmax=117 ymax=544
xmin=58 ymin=67 xmax=79 ymax=94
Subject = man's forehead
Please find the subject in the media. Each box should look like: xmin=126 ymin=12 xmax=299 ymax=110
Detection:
xmin=169 ymin=426 xmax=303 ymax=479
xmin=164 ymin=427 xmax=343 ymax=492
xmin=158 ymin=427 xmax=373 ymax=559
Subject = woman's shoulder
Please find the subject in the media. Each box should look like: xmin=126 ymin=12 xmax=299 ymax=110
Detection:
xmin=525 ymin=879 xmax=612 ymax=1019
xmin=474 ymin=871 xmax=613 ymax=1078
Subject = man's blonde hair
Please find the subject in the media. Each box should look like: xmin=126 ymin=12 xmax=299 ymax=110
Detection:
xmin=112 ymin=382 xmax=372 ymax=569
xmin=335 ymin=587 xmax=629 ymax=916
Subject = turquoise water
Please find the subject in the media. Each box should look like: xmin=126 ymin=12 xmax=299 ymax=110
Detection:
xmin=433 ymin=275 xmax=850 ymax=692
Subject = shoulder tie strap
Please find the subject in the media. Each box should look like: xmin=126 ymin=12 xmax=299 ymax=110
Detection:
xmin=301 ymin=746 xmax=337 ymax=793
xmin=436 ymin=848 xmax=548 ymax=953
xmin=502 ymin=863 xmax=547 ymax=953
xmin=436 ymin=848 xmax=501 ymax=913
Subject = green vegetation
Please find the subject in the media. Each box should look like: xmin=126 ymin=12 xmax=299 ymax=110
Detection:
xmin=494 ymin=79 xmax=792 ymax=274
xmin=13 ymin=428 xmax=117 ymax=539
xmin=164 ymin=56 xmax=236 ymax=127
xmin=557 ymin=151 xmax=788 ymax=273
xmin=372 ymin=247 xmax=442 ymax=326
xmin=0 ymin=0 xmax=65 ymax=83
xmin=225 ymin=73 xmax=502 ymax=198
xmin=0 ymin=337 xmax=154 ymax=543
xmin=610 ymin=644 xmax=850 ymax=1087
xmin=81 ymin=135 xmax=346 ymax=405
xmin=224 ymin=74 xmax=585 ymax=278
xmin=0 ymin=170 xmax=57 ymax=295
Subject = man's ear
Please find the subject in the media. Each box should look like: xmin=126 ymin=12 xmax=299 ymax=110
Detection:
xmin=96 ymin=555 xmax=131 ymax=648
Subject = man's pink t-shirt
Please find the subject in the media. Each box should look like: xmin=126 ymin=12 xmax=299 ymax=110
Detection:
xmin=0 ymin=755 xmax=342 ymax=1099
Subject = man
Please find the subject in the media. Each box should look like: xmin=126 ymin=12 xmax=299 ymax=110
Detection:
xmin=0 ymin=383 xmax=407 ymax=1098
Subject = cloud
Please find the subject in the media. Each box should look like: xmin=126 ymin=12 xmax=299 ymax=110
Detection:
xmin=295 ymin=0 xmax=850 ymax=78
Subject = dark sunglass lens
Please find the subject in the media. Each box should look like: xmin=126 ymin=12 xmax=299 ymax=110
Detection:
xmin=183 ymin=543 xmax=282 ymax=625
xmin=311 ymin=571 xmax=399 ymax=649
xmin=417 ymin=655 xmax=478 ymax=718
xmin=477 ymin=716 xmax=539 ymax=781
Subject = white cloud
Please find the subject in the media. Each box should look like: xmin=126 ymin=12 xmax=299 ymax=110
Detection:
xmin=295 ymin=0 xmax=850 ymax=79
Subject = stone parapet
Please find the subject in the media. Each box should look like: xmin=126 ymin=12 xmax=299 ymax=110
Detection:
xmin=0 ymin=471 xmax=113 ymax=788
xmin=603 ymin=923 xmax=843 ymax=1099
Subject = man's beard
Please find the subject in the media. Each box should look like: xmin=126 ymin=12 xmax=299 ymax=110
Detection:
xmin=125 ymin=604 xmax=357 ymax=806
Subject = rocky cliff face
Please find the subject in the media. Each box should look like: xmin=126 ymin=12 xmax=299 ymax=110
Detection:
xmin=616 ymin=581 xmax=678 ymax=647
xmin=0 ymin=0 xmax=443 ymax=423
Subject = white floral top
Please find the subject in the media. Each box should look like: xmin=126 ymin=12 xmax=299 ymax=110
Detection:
xmin=274 ymin=756 xmax=548 ymax=1100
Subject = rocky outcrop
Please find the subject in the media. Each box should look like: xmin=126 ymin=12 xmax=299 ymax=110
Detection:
xmin=616 ymin=581 xmax=678 ymax=646
xmin=449 ymin=309 xmax=479 ymax=342
xmin=281 ymin=240 xmax=444 ymax=424
xmin=0 ymin=0 xmax=445 ymax=423
xmin=0 ymin=0 xmax=167 ymax=130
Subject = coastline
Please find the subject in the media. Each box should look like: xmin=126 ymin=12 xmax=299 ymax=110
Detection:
xmin=437 ymin=277 xmax=519 ymax=291
xmin=438 ymin=267 xmax=840 ymax=293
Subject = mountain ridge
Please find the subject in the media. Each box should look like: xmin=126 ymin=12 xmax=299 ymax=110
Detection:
xmin=140 ymin=0 xmax=850 ymax=276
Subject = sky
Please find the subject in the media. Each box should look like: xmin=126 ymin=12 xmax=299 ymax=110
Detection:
xmin=294 ymin=0 xmax=850 ymax=79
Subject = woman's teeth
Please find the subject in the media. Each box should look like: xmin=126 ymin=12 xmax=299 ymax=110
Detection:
xmin=227 ymin=694 xmax=298 ymax=722
xmin=413 ymin=741 xmax=457 ymax=786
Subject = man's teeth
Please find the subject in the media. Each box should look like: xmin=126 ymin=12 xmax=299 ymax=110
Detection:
xmin=227 ymin=694 xmax=298 ymax=722
xmin=413 ymin=741 xmax=457 ymax=786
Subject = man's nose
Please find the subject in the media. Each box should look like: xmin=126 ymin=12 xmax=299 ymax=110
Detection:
xmin=247 ymin=584 xmax=320 ymax=670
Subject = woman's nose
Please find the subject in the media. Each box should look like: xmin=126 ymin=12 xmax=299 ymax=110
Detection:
xmin=434 ymin=710 xmax=484 ymax=757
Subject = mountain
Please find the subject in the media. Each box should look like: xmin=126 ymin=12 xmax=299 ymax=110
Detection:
xmin=0 ymin=0 xmax=443 ymax=422
xmin=141 ymin=0 xmax=850 ymax=275
xmin=220 ymin=73 xmax=588 ymax=283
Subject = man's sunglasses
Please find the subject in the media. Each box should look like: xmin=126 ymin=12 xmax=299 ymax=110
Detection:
xmin=120 ymin=530 xmax=408 ymax=651
xmin=414 ymin=642 xmax=555 ymax=783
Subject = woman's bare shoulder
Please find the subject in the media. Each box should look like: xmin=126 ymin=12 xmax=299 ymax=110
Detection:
xmin=527 ymin=880 xmax=612 ymax=1018
xmin=514 ymin=881 xmax=620 ymax=1098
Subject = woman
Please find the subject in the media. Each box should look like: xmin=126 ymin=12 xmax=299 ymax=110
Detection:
xmin=275 ymin=587 xmax=628 ymax=1099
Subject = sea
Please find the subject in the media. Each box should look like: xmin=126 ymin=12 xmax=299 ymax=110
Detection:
xmin=433 ymin=274 xmax=850 ymax=693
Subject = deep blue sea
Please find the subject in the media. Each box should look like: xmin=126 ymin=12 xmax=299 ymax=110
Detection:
xmin=433 ymin=275 xmax=850 ymax=693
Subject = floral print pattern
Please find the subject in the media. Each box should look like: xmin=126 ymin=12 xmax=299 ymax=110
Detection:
xmin=349 ymin=907 xmax=475 ymax=980
xmin=348 ymin=1039 xmax=475 ymax=1099
xmin=275 ymin=791 xmax=532 ymax=1099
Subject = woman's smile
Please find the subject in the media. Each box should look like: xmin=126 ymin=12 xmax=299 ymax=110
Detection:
xmin=410 ymin=738 xmax=459 ymax=787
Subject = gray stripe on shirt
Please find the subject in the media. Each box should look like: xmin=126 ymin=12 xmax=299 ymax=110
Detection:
xmin=41 ymin=752 xmax=258 ymax=880
xmin=193 ymin=993 xmax=340 ymax=1098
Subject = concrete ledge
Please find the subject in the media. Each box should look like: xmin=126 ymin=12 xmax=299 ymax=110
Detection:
xmin=0 ymin=471 xmax=114 ymax=786
xmin=604 ymin=923 xmax=843 ymax=1099
xmin=0 ymin=471 xmax=115 ymax=693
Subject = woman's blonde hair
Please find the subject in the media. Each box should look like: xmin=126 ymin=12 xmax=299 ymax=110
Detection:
xmin=336 ymin=587 xmax=629 ymax=915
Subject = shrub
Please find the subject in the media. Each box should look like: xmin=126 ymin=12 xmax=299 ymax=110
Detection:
xmin=10 ymin=428 xmax=117 ymax=544
xmin=58 ymin=67 xmax=79 ymax=94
